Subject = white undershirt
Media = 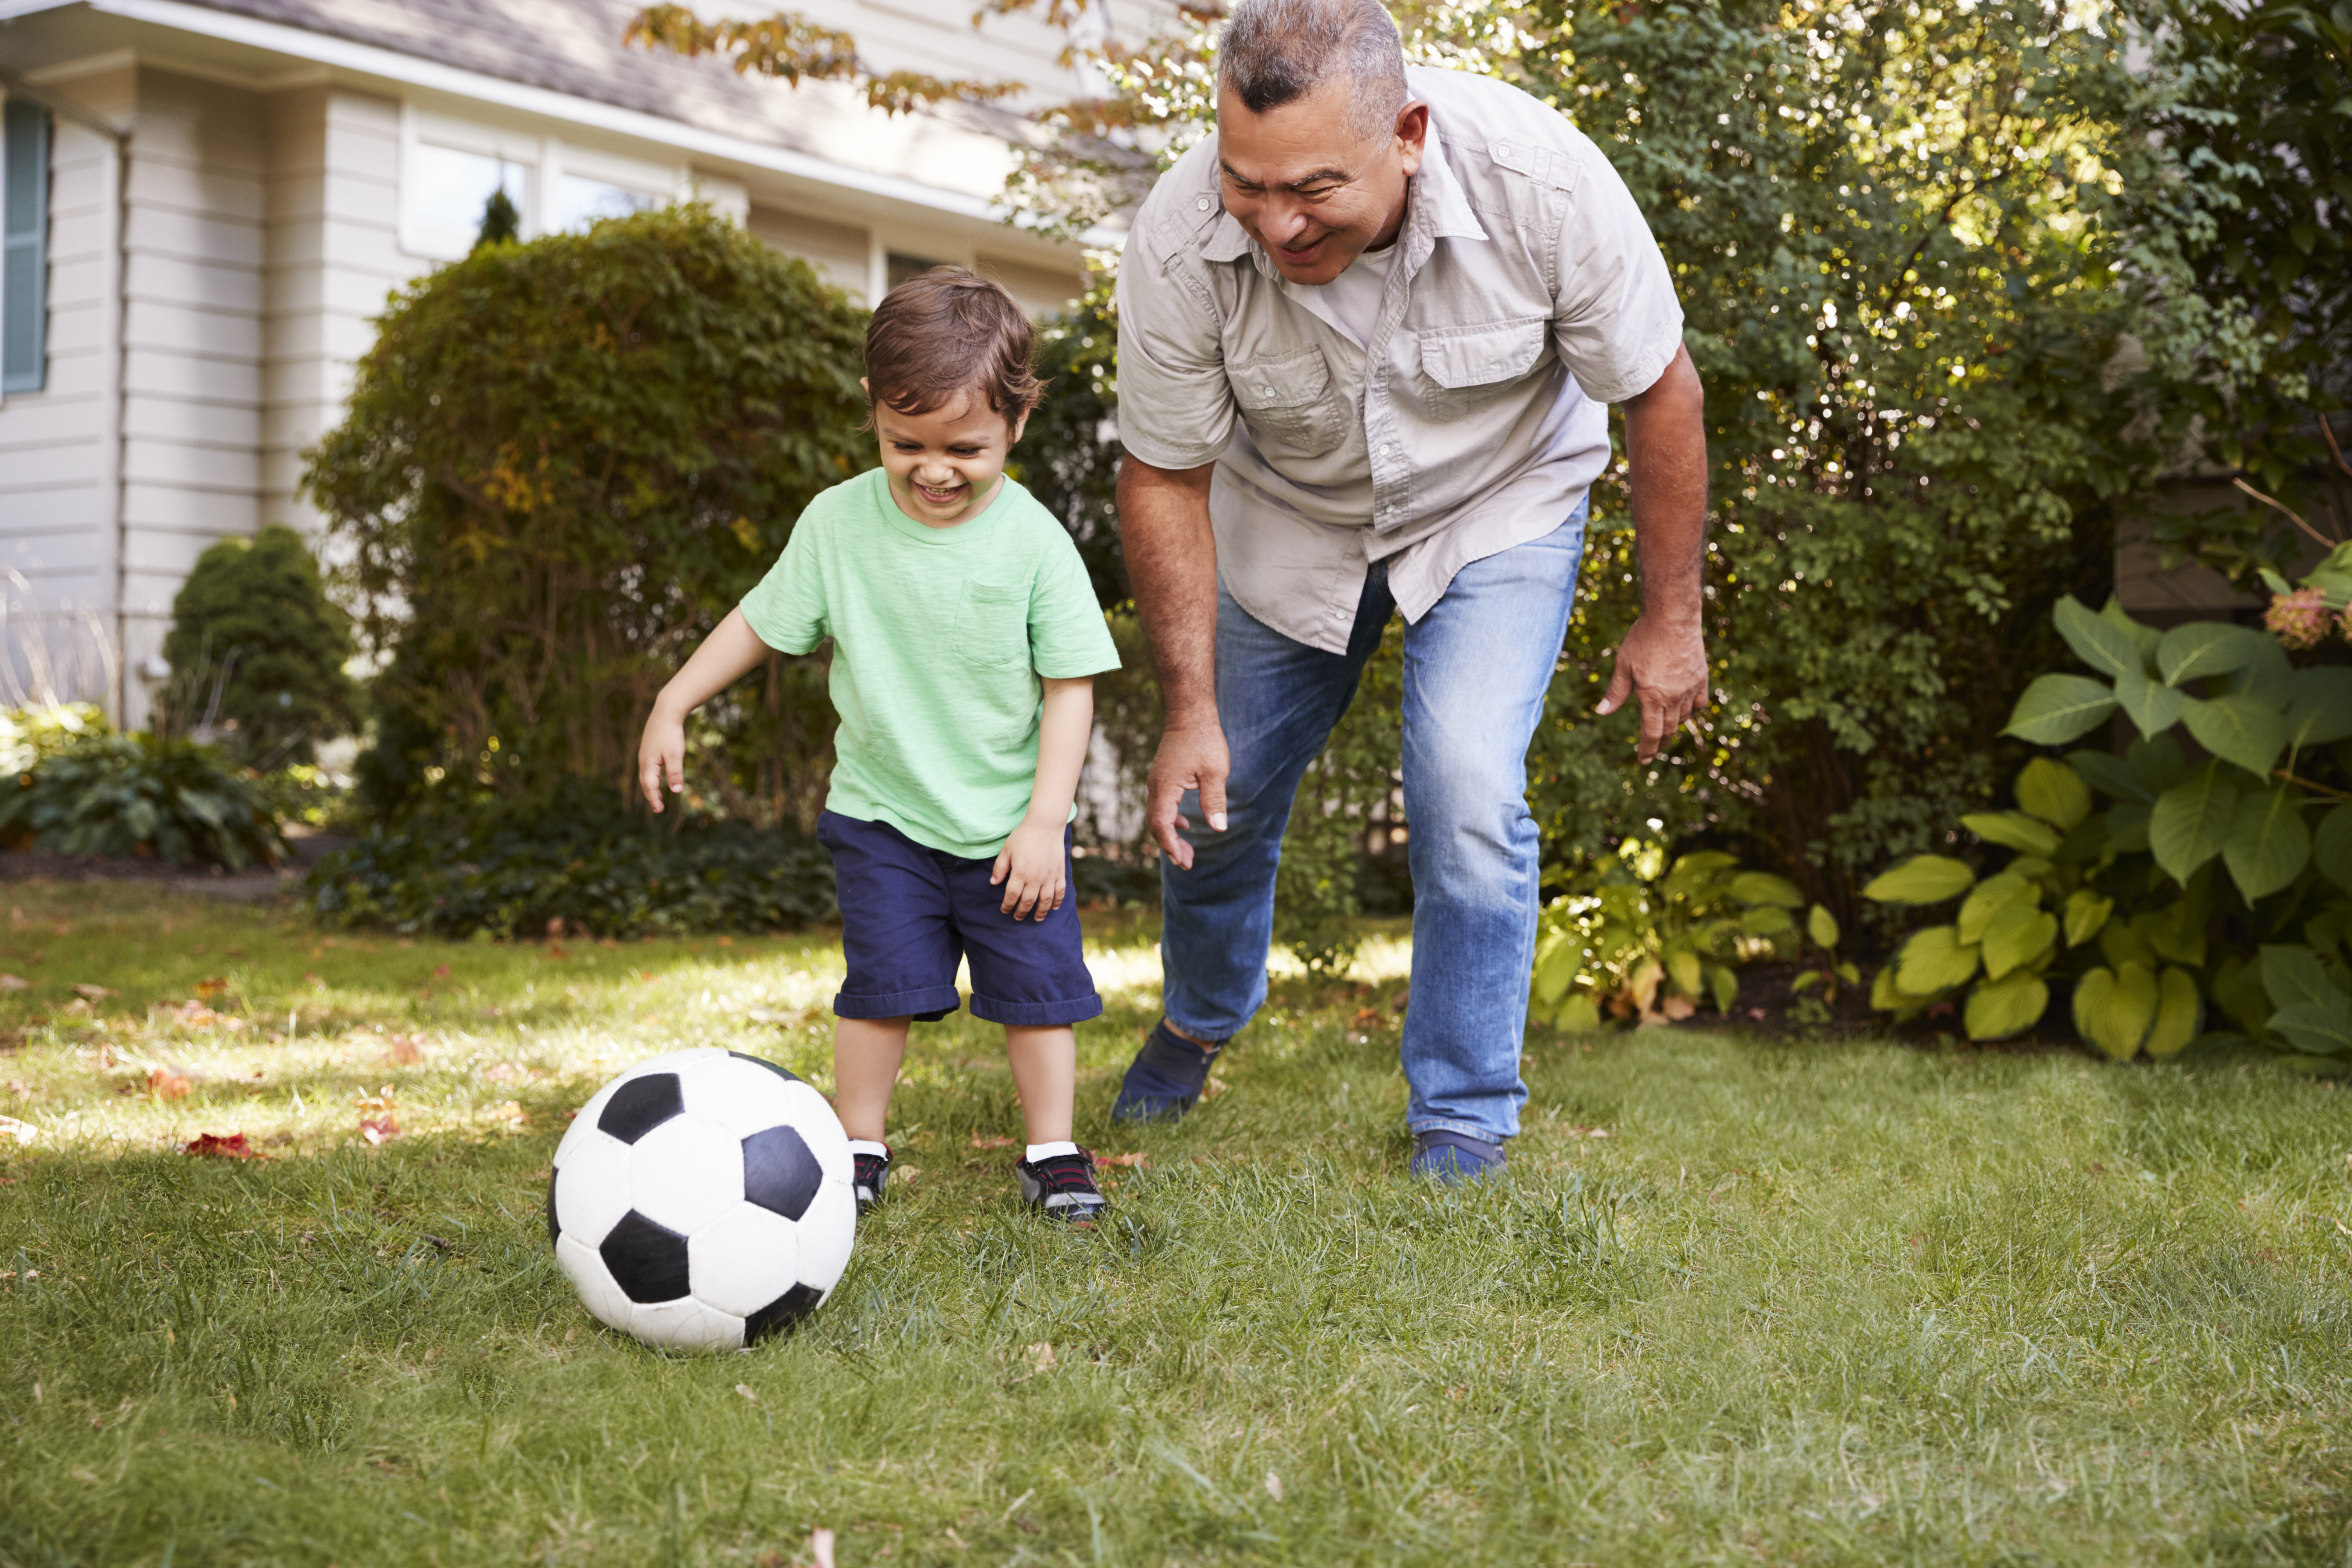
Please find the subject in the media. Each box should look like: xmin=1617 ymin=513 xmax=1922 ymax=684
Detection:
xmin=1284 ymin=241 xmax=1399 ymax=351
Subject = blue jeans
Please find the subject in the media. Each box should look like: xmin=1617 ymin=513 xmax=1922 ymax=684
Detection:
xmin=1159 ymin=506 xmax=1588 ymax=1144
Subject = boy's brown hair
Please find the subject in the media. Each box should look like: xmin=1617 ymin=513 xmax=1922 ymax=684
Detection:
xmin=864 ymin=267 xmax=1046 ymax=425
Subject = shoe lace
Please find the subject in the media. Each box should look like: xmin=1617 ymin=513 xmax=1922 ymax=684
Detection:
xmin=1028 ymin=1151 xmax=1100 ymax=1194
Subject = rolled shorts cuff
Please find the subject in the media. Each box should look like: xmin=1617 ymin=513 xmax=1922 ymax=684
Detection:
xmin=1406 ymin=1115 xmax=1513 ymax=1145
xmin=970 ymin=990 xmax=1104 ymax=1028
xmin=834 ymin=983 xmax=962 ymax=1022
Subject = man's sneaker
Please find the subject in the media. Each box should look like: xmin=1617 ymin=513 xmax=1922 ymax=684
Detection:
xmin=1015 ymin=1149 xmax=1109 ymax=1225
xmin=1110 ymin=1019 xmax=1223 ymax=1123
xmin=851 ymin=1146 xmax=891 ymax=1214
xmin=1410 ymin=1129 xmax=1507 ymax=1184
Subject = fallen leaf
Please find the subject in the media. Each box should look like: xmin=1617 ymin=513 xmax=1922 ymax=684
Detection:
xmin=1097 ymin=1151 xmax=1150 ymax=1167
xmin=157 ymin=1000 xmax=226 ymax=1027
xmin=489 ymin=1101 xmax=526 ymax=1128
xmin=186 ymin=1132 xmax=257 ymax=1160
xmin=810 ymin=1527 xmax=836 ymax=1568
xmin=192 ymin=976 xmax=229 ymax=1000
xmin=71 ymin=984 xmax=114 ymax=1002
xmin=543 ymin=943 xmax=570 ymax=962
xmin=61 ymin=999 xmax=92 ymax=1017
xmin=0 ymin=1114 xmax=37 ymax=1145
xmin=484 ymin=1062 xmax=523 ymax=1082
xmin=968 ymin=1133 xmax=1016 ymax=1149
xmin=1021 ymin=1342 xmax=1057 ymax=1374
xmin=301 ymin=971 xmax=323 ymax=985
xmin=1351 ymin=1006 xmax=1383 ymax=1029
xmin=0 ymin=974 xmax=26 ymax=991
xmin=147 ymin=1068 xmax=193 ymax=1100
xmin=384 ymin=1035 xmax=426 ymax=1066
xmin=70 ymin=1468 xmax=98 ymax=1484
xmin=1265 ymin=1471 xmax=1285 ymax=1502
xmin=734 ymin=1382 xmax=759 ymax=1403
xmin=1201 ymin=1074 xmax=1230 ymax=1099
xmin=1659 ymin=994 xmax=1697 ymax=1022
xmin=431 ymin=964 xmax=452 ymax=979
xmin=359 ymin=1116 xmax=401 ymax=1146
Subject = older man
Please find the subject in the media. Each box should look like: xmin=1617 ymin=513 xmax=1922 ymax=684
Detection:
xmin=1110 ymin=0 xmax=1708 ymax=1178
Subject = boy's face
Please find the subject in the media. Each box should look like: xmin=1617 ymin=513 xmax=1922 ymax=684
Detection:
xmin=867 ymin=387 xmax=1027 ymax=529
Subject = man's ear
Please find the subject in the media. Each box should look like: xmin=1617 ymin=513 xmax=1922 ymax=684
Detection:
xmin=1394 ymin=101 xmax=1431 ymax=178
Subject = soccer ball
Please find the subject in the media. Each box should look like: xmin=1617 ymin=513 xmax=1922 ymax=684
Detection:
xmin=547 ymin=1048 xmax=855 ymax=1351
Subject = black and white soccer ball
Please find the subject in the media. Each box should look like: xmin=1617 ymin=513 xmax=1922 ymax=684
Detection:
xmin=547 ymin=1048 xmax=855 ymax=1351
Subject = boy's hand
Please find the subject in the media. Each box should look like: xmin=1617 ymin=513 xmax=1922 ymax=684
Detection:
xmin=991 ymin=820 xmax=1067 ymax=920
xmin=638 ymin=709 xmax=687 ymax=813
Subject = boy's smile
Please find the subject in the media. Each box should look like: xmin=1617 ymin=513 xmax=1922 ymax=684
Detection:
xmin=867 ymin=386 xmax=1029 ymax=529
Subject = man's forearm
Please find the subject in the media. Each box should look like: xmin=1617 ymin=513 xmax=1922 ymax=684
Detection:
xmin=1621 ymin=345 xmax=1710 ymax=623
xmin=1116 ymin=455 xmax=1221 ymax=724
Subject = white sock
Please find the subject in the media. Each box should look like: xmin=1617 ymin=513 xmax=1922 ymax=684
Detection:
xmin=848 ymin=1138 xmax=889 ymax=1158
xmin=1025 ymin=1140 xmax=1079 ymax=1163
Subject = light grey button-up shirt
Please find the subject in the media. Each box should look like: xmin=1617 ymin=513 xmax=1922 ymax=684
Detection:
xmin=1115 ymin=66 xmax=1686 ymax=654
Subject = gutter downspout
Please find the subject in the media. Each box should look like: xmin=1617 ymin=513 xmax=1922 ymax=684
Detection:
xmin=0 ymin=68 xmax=129 ymax=720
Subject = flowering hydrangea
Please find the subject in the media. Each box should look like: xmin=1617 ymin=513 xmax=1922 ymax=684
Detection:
xmin=2264 ymin=587 xmax=2333 ymax=650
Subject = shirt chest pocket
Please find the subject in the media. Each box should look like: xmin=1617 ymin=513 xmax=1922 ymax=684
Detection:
xmin=1227 ymin=347 xmax=1347 ymax=458
xmin=952 ymin=580 xmax=1032 ymax=669
xmin=1418 ymin=316 xmax=1549 ymax=421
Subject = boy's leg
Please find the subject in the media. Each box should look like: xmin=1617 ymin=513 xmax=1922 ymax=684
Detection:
xmin=1120 ymin=577 xmax=1395 ymax=1119
xmin=1003 ymin=1024 xmax=1076 ymax=1145
xmin=832 ymin=1016 xmax=911 ymax=1143
xmin=1395 ymin=507 xmax=1588 ymax=1174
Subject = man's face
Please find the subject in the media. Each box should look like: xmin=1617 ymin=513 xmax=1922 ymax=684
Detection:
xmin=866 ymin=386 xmax=1025 ymax=528
xmin=1216 ymin=75 xmax=1426 ymax=286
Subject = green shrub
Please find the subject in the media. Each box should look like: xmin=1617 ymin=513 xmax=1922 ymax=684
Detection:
xmin=159 ymin=525 xmax=360 ymax=767
xmin=303 ymin=204 xmax=869 ymax=820
xmin=1531 ymin=840 xmax=1814 ymax=1029
xmin=0 ymin=702 xmax=104 ymax=776
xmin=0 ymin=721 xmax=286 ymax=870
xmin=302 ymin=788 xmax=833 ymax=939
xmin=1864 ymin=589 xmax=2352 ymax=1062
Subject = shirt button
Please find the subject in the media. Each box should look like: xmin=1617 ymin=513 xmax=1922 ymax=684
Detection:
xmin=1195 ymin=196 xmax=1212 ymax=211
xmin=1494 ymin=141 xmax=1513 ymax=159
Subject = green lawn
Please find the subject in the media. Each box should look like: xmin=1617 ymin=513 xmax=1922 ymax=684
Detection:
xmin=0 ymin=883 xmax=2346 ymax=1566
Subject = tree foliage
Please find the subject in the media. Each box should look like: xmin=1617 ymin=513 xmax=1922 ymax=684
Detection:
xmin=159 ymin=524 xmax=359 ymax=768
xmin=303 ymin=206 xmax=870 ymax=820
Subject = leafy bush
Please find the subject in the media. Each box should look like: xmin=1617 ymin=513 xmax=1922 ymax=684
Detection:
xmin=158 ymin=525 xmax=359 ymax=767
xmin=0 ymin=702 xmax=105 ymax=776
xmin=1531 ymin=840 xmax=1815 ymax=1030
xmin=303 ymin=204 xmax=869 ymax=820
xmin=1865 ymin=592 xmax=2352 ymax=1061
xmin=0 ymin=719 xmax=287 ymax=870
xmin=302 ymin=790 xmax=834 ymax=939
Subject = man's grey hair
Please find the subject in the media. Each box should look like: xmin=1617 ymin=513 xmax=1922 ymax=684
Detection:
xmin=1218 ymin=0 xmax=1410 ymax=141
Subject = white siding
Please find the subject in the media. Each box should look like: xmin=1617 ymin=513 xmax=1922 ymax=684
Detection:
xmin=748 ymin=204 xmax=872 ymax=301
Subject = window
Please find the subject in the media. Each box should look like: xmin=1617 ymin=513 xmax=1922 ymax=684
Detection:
xmin=887 ymin=251 xmax=950 ymax=290
xmin=559 ymin=175 xmax=658 ymax=232
xmin=409 ymin=141 xmax=530 ymax=257
xmin=2 ymin=99 xmax=49 ymax=396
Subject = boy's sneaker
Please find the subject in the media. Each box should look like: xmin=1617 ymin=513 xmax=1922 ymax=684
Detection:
xmin=1410 ymin=1129 xmax=1507 ymax=1184
xmin=1015 ymin=1149 xmax=1109 ymax=1226
xmin=851 ymin=1144 xmax=891 ymax=1214
xmin=1110 ymin=1019 xmax=1223 ymax=1123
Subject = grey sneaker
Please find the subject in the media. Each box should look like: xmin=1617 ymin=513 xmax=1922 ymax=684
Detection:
xmin=1014 ymin=1149 xmax=1109 ymax=1225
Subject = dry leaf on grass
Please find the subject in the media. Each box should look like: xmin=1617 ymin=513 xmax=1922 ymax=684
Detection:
xmin=384 ymin=1035 xmax=427 ymax=1065
xmin=735 ymin=1383 xmax=759 ymax=1403
xmin=1097 ymin=1152 xmax=1149 ymax=1168
xmin=186 ymin=1132 xmax=257 ymax=1160
xmin=489 ymin=1101 xmax=526 ymax=1129
xmin=0 ymin=1115 xmax=37 ymax=1145
xmin=146 ymin=1068 xmax=193 ymax=1100
xmin=810 ymin=1527 xmax=836 ymax=1568
xmin=0 ymin=974 xmax=27 ymax=991
xmin=71 ymin=984 xmax=114 ymax=1001
xmin=968 ymin=1133 xmax=1016 ymax=1149
xmin=1021 ymin=1342 xmax=1057 ymax=1374
xmin=1201 ymin=1074 xmax=1230 ymax=1099
xmin=193 ymin=976 xmax=229 ymax=1000
xmin=359 ymin=1116 xmax=401 ymax=1146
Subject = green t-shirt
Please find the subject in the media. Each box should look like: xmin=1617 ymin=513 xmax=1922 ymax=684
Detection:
xmin=739 ymin=467 xmax=1121 ymax=859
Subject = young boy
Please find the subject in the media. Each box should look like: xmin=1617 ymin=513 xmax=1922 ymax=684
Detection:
xmin=637 ymin=268 xmax=1121 ymax=1224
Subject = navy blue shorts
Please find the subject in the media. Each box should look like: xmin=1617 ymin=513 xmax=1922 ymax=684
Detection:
xmin=817 ymin=810 xmax=1103 ymax=1027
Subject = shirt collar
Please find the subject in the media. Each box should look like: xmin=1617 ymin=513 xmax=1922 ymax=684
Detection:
xmin=1197 ymin=115 xmax=1489 ymax=272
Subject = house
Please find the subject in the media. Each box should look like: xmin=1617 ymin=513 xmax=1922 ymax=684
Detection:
xmin=0 ymin=0 xmax=1123 ymax=723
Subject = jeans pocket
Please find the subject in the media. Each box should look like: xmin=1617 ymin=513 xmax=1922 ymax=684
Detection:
xmin=952 ymin=580 xmax=1030 ymax=668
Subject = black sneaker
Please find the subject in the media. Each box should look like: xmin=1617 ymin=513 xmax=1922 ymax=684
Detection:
xmin=852 ymin=1146 xmax=891 ymax=1214
xmin=1014 ymin=1149 xmax=1109 ymax=1226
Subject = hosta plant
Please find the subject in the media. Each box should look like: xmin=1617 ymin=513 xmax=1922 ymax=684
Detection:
xmin=0 ymin=730 xmax=287 ymax=870
xmin=1533 ymin=840 xmax=1804 ymax=1031
xmin=1866 ymin=595 xmax=2352 ymax=1061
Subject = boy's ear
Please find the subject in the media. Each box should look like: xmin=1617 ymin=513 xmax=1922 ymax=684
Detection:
xmin=1009 ymin=410 xmax=1030 ymax=446
xmin=859 ymin=376 xmax=870 ymax=398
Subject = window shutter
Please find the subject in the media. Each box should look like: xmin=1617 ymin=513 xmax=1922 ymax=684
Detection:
xmin=2 ymin=100 xmax=50 ymax=395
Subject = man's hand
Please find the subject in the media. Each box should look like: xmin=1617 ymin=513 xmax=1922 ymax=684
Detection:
xmin=1147 ymin=716 xmax=1231 ymax=870
xmin=638 ymin=706 xmax=687 ymax=812
xmin=992 ymin=819 xmax=1068 ymax=920
xmin=1614 ymin=344 xmax=1711 ymax=766
xmin=1597 ymin=614 xmax=1709 ymax=763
